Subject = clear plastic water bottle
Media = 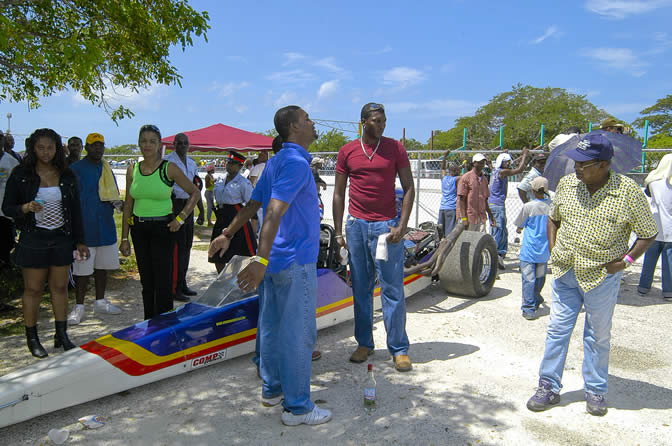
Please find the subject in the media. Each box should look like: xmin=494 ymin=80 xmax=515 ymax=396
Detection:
xmin=363 ymin=363 xmax=376 ymax=413
xmin=339 ymin=246 xmax=349 ymax=266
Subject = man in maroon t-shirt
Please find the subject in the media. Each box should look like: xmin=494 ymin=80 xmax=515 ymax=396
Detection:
xmin=457 ymin=153 xmax=495 ymax=232
xmin=333 ymin=102 xmax=415 ymax=372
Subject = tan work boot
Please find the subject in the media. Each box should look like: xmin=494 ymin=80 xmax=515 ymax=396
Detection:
xmin=349 ymin=346 xmax=373 ymax=363
xmin=394 ymin=354 xmax=412 ymax=372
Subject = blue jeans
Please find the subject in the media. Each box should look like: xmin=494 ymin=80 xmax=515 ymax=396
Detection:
xmin=346 ymin=215 xmax=409 ymax=357
xmin=539 ymin=268 xmax=623 ymax=395
xmin=489 ymin=204 xmax=508 ymax=257
xmin=520 ymin=261 xmax=547 ymax=314
xmin=638 ymin=240 xmax=672 ymax=298
xmin=437 ymin=209 xmax=456 ymax=237
xmin=258 ymin=262 xmax=317 ymax=415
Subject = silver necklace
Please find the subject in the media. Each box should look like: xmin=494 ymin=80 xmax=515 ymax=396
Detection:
xmin=360 ymin=137 xmax=381 ymax=161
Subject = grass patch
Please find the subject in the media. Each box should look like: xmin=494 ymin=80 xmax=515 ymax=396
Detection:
xmin=0 ymin=266 xmax=55 ymax=336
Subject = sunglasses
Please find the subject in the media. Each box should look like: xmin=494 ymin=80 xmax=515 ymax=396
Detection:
xmin=575 ymin=161 xmax=601 ymax=171
xmin=140 ymin=124 xmax=161 ymax=134
xmin=364 ymin=103 xmax=385 ymax=112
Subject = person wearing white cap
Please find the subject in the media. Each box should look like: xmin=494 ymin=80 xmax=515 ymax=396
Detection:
xmin=637 ymin=153 xmax=672 ymax=300
xmin=489 ymin=148 xmax=530 ymax=269
xmin=457 ymin=153 xmax=495 ymax=232
xmin=513 ymin=176 xmax=551 ymax=320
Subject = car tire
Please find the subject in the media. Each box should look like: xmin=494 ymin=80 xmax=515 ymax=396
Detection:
xmin=437 ymin=230 xmax=498 ymax=298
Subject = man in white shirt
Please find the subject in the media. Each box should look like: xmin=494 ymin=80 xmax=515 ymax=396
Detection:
xmin=248 ymin=151 xmax=268 ymax=186
xmin=0 ymin=131 xmax=19 ymax=270
xmin=165 ymin=133 xmax=199 ymax=301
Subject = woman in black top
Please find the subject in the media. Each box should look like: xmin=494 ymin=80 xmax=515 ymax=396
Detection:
xmin=2 ymin=128 xmax=89 ymax=358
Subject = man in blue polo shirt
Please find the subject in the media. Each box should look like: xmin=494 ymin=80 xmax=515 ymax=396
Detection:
xmin=68 ymin=133 xmax=122 ymax=325
xmin=209 ymin=105 xmax=331 ymax=427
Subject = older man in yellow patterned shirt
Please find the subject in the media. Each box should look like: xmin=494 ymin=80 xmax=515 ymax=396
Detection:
xmin=527 ymin=133 xmax=657 ymax=417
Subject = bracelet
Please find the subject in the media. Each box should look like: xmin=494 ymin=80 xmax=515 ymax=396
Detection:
xmin=623 ymin=254 xmax=634 ymax=267
xmin=252 ymin=255 xmax=269 ymax=266
xmin=222 ymin=228 xmax=233 ymax=240
xmin=335 ymin=235 xmax=344 ymax=240
xmin=121 ymin=238 xmax=129 ymax=242
xmin=461 ymin=217 xmax=468 ymax=222
xmin=175 ymin=215 xmax=184 ymax=224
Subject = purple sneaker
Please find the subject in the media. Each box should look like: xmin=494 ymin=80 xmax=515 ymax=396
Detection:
xmin=585 ymin=392 xmax=608 ymax=416
xmin=527 ymin=379 xmax=560 ymax=412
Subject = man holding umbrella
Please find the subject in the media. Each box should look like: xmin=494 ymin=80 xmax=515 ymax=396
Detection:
xmin=527 ymin=133 xmax=657 ymax=416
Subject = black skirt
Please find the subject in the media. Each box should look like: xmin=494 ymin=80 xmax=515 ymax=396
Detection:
xmin=208 ymin=204 xmax=257 ymax=264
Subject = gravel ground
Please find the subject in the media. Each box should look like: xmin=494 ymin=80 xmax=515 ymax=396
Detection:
xmin=1 ymin=239 xmax=671 ymax=445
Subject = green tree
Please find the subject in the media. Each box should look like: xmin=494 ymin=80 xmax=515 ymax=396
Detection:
xmin=435 ymin=84 xmax=609 ymax=150
xmin=309 ymin=129 xmax=351 ymax=153
xmin=106 ymin=144 xmax=137 ymax=155
xmin=1 ymin=0 xmax=209 ymax=121
xmin=402 ymin=137 xmax=426 ymax=151
xmin=259 ymin=129 xmax=279 ymax=138
xmin=633 ymin=94 xmax=672 ymax=137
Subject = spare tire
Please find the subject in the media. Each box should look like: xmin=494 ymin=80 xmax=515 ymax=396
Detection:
xmin=436 ymin=230 xmax=497 ymax=298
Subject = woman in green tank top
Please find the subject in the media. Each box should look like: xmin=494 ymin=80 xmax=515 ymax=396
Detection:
xmin=119 ymin=125 xmax=201 ymax=319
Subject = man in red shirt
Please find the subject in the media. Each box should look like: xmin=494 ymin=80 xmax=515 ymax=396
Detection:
xmin=333 ymin=102 xmax=415 ymax=372
xmin=457 ymin=153 xmax=496 ymax=232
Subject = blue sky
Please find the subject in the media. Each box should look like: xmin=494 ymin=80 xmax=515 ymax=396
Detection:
xmin=3 ymin=0 xmax=672 ymax=147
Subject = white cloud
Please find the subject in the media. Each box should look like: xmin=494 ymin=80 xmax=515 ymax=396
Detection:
xmin=274 ymin=91 xmax=297 ymax=108
xmin=531 ymin=25 xmax=560 ymax=44
xmin=266 ymin=69 xmax=316 ymax=83
xmin=210 ymin=81 xmax=250 ymax=98
xmin=585 ymin=0 xmax=672 ymax=19
xmin=581 ymin=47 xmax=648 ymax=76
xmin=314 ymin=57 xmax=345 ymax=74
xmin=386 ymin=98 xmax=480 ymax=117
xmin=317 ymin=80 xmax=339 ymax=99
xmin=72 ymin=82 xmax=163 ymax=110
xmin=283 ymin=52 xmax=305 ymax=66
xmin=382 ymin=67 xmax=426 ymax=88
xmin=234 ymin=104 xmax=249 ymax=114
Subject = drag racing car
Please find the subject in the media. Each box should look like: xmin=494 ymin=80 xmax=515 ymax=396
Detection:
xmin=0 ymin=223 xmax=496 ymax=428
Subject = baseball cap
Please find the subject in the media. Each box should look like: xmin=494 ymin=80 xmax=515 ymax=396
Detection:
xmin=565 ymin=133 xmax=614 ymax=162
xmin=472 ymin=153 xmax=486 ymax=162
xmin=601 ymin=118 xmax=624 ymax=129
xmin=494 ymin=153 xmax=512 ymax=169
xmin=85 ymin=133 xmax=104 ymax=145
xmin=530 ymin=176 xmax=549 ymax=193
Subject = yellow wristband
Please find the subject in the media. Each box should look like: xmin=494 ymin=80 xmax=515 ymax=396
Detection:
xmin=175 ymin=215 xmax=183 ymax=223
xmin=252 ymin=255 xmax=269 ymax=266
xmin=461 ymin=217 xmax=468 ymax=222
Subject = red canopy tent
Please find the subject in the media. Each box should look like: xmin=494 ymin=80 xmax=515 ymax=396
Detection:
xmin=161 ymin=123 xmax=273 ymax=153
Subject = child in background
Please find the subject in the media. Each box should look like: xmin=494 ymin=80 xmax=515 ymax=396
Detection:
xmin=513 ymin=176 xmax=551 ymax=320
xmin=438 ymin=149 xmax=460 ymax=237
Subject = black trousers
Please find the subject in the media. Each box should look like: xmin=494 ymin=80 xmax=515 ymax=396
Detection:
xmin=130 ymin=218 xmax=178 ymax=320
xmin=172 ymin=198 xmax=194 ymax=292
xmin=0 ymin=216 xmax=14 ymax=265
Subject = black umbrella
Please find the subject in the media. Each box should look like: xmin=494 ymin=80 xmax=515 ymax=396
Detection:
xmin=544 ymin=129 xmax=642 ymax=191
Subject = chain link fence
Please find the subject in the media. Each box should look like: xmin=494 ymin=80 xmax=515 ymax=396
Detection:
xmin=109 ymin=147 xmax=670 ymax=248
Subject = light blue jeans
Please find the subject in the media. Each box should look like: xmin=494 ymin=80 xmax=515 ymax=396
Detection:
xmin=346 ymin=215 xmax=409 ymax=357
xmin=638 ymin=240 xmax=672 ymax=298
xmin=539 ymin=268 xmax=623 ymax=396
xmin=520 ymin=261 xmax=547 ymax=314
xmin=258 ymin=262 xmax=317 ymax=415
xmin=489 ymin=204 xmax=508 ymax=257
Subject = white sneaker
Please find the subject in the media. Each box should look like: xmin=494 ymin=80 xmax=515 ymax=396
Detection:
xmin=68 ymin=304 xmax=85 ymax=325
xmin=261 ymin=393 xmax=284 ymax=407
xmin=281 ymin=405 xmax=332 ymax=426
xmin=94 ymin=299 xmax=121 ymax=315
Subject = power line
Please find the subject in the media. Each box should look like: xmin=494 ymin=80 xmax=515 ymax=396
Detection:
xmin=312 ymin=118 xmax=359 ymax=134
